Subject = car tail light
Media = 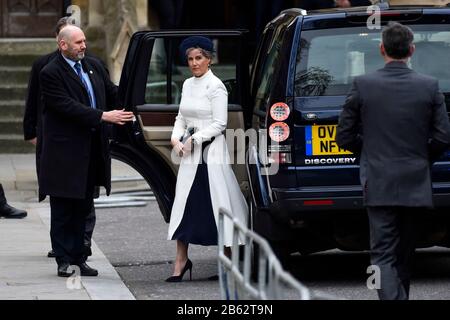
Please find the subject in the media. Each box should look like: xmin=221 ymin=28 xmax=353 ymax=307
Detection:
xmin=303 ymin=200 xmax=334 ymax=206
xmin=269 ymin=152 xmax=292 ymax=164
xmin=270 ymin=102 xmax=290 ymax=121
xmin=269 ymin=122 xmax=290 ymax=142
xmin=267 ymin=102 xmax=292 ymax=164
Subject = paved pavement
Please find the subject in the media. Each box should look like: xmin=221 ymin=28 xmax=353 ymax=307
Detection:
xmin=0 ymin=154 xmax=135 ymax=300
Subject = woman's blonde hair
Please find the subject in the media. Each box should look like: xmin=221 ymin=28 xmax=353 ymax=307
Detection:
xmin=185 ymin=47 xmax=214 ymax=61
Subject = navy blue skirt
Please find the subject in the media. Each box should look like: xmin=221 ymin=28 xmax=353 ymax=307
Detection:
xmin=171 ymin=158 xmax=218 ymax=246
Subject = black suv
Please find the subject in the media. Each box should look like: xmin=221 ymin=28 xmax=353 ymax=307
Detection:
xmin=112 ymin=2 xmax=450 ymax=261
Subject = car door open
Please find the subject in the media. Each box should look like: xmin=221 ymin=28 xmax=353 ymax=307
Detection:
xmin=112 ymin=30 xmax=250 ymax=221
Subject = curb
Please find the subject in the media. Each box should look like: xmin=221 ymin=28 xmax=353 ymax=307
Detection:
xmin=36 ymin=205 xmax=136 ymax=300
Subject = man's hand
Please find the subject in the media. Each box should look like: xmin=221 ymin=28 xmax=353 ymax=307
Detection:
xmin=27 ymin=138 xmax=37 ymax=146
xmin=101 ymin=109 xmax=134 ymax=125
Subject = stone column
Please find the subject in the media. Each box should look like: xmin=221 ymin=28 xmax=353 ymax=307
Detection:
xmin=103 ymin=0 xmax=139 ymax=83
xmin=84 ymin=0 xmax=107 ymax=63
xmin=76 ymin=0 xmax=148 ymax=83
xmin=70 ymin=0 xmax=89 ymax=28
xmin=134 ymin=0 xmax=149 ymax=29
xmin=88 ymin=0 xmax=104 ymax=27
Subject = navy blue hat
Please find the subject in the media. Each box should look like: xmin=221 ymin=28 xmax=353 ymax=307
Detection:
xmin=179 ymin=36 xmax=214 ymax=59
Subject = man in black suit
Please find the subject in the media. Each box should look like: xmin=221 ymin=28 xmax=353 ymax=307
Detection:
xmin=336 ymin=22 xmax=450 ymax=300
xmin=23 ymin=17 xmax=107 ymax=260
xmin=39 ymin=25 xmax=134 ymax=277
xmin=23 ymin=18 xmax=68 ymax=149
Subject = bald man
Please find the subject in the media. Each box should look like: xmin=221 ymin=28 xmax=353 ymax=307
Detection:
xmin=39 ymin=25 xmax=134 ymax=277
xmin=24 ymin=17 xmax=113 ymax=260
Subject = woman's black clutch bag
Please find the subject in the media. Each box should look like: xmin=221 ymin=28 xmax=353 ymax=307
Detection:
xmin=180 ymin=127 xmax=195 ymax=144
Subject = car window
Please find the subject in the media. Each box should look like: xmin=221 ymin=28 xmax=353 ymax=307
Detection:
xmin=251 ymin=28 xmax=274 ymax=98
xmin=145 ymin=38 xmax=172 ymax=104
xmin=253 ymin=29 xmax=284 ymax=117
xmin=145 ymin=37 xmax=239 ymax=105
xmin=295 ymin=24 xmax=450 ymax=97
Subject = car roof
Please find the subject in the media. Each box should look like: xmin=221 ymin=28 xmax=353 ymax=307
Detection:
xmin=278 ymin=2 xmax=450 ymax=19
xmin=387 ymin=0 xmax=450 ymax=6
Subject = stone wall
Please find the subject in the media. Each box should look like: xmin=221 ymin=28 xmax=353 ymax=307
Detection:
xmin=69 ymin=0 xmax=150 ymax=83
xmin=71 ymin=0 xmax=89 ymax=28
xmin=104 ymin=0 xmax=137 ymax=83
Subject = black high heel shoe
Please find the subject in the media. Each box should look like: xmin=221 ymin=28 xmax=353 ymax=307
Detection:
xmin=165 ymin=259 xmax=193 ymax=282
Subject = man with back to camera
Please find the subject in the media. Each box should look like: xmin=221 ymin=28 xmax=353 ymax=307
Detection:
xmin=39 ymin=25 xmax=134 ymax=277
xmin=336 ymin=22 xmax=450 ymax=300
xmin=23 ymin=17 xmax=111 ymax=261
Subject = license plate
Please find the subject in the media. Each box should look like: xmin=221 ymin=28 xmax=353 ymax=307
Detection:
xmin=305 ymin=125 xmax=352 ymax=156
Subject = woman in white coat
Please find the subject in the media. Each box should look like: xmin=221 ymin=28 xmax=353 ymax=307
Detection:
xmin=166 ymin=36 xmax=247 ymax=282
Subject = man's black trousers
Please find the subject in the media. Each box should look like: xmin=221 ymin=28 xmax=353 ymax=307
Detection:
xmin=367 ymin=206 xmax=419 ymax=300
xmin=50 ymin=131 xmax=103 ymax=266
xmin=50 ymin=196 xmax=93 ymax=266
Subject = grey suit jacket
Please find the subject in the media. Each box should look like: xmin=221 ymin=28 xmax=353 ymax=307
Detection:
xmin=336 ymin=61 xmax=450 ymax=207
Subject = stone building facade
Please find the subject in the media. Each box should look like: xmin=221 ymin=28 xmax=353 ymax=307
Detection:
xmin=0 ymin=0 xmax=153 ymax=153
xmin=70 ymin=0 xmax=151 ymax=83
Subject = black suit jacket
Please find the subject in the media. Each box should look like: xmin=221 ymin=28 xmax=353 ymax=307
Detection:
xmin=23 ymin=51 xmax=59 ymax=202
xmin=350 ymin=0 xmax=372 ymax=6
xmin=23 ymin=50 xmax=59 ymax=142
xmin=336 ymin=61 xmax=450 ymax=207
xmin=23 ymin=51 xmax=111 ymax=201
xmin=306 ymin=0 xmax=335 ymax=10
xmin=39 ymin=53 xmax=118 ymax=199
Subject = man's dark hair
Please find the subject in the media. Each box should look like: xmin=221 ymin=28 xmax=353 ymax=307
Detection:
xmin=54 ymin=16 xmax=70 ymax=35
xmin=382 ymin=22 xmax=414 ymax=59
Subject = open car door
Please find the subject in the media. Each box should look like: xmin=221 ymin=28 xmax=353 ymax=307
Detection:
xmin=112 ymin=30 xmax=250 ymax=222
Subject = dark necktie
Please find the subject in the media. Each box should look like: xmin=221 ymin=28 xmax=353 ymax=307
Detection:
xmin=74 ymin=62 xmax=95 ymax=108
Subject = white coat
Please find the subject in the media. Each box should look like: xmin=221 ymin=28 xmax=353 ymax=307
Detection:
xmin=167 ymin=70 xmax=247 ymax=246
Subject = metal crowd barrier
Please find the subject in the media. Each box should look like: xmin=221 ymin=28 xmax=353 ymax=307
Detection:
xmin=218 ymin=207 xmax=335 ymax=300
